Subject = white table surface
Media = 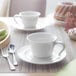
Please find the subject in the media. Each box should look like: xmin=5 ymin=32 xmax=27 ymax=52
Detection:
xmin=0 ymin=14 xmax=76 ymax=75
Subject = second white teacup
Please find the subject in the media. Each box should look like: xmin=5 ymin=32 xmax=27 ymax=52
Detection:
xmin=14 ymin=11 xmax=40 ymax=28
xmin=27 ymin=32 xmax=65 ymax=58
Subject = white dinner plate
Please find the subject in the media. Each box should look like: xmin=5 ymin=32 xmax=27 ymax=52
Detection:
xmin=17 ymin=45 xmax=66 ymax=65
xmin=11 ymin=17 xmax=51 ymax=31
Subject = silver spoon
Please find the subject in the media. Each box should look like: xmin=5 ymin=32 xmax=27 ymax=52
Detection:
xmin=1 ymin=48 xmax=16 ymax=71
xmin=9 ymin=44 xmax=18 ymax=66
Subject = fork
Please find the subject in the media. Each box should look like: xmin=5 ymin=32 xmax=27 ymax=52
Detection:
xmin=1 ymin=48 xmax=16 ymax=71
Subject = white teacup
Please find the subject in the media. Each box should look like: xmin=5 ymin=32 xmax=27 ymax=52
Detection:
xmin=27 ymin=32 xmax=65 ymax=58
xmin=14 ymin=11 xmax=40 ymax=28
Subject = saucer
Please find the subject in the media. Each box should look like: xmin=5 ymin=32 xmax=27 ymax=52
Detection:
xmin=17 ymin=45 xmax=66 ymax=65
xmin=12 ymin=18 xmax=50 ymax=31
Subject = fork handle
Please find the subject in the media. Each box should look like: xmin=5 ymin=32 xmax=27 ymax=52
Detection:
xmin=7 ymin=57 xmax=16 ymax=71
xmin=13 ymin=53 xmax=18 ymax=66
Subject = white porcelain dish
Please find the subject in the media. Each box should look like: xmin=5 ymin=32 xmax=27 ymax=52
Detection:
xmin=12 ymin=17 xmax=50 ymax=31
xmin=17 ymin=45 xmax=66 ymax=65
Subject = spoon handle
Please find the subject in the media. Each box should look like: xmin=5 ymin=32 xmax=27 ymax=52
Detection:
xmin=7 ymin=57 xmax=16 ymax=70
xmin=13 ymin=53 xmax=18 ymax=66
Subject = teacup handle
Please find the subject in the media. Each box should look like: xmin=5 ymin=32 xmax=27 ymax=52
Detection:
xmin=54 ymin=41 xmax=65 ymax=56
xmin=14 ymin=14 xmax=21 ymax=24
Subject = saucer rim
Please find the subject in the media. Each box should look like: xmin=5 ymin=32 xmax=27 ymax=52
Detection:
xmin=17 ymin=45 xmax=66 ymax=65
xmin=12 ymin=18 xmax=49 ymax=31
xmin=13 ymin=24 xmax=44 ymax=31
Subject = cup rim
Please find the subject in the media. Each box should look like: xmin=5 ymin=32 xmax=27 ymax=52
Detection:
xmin=27 ymin=32 xmax=57 ymax=43
xmin=19 ymin=11 xmax=41 ymax=17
